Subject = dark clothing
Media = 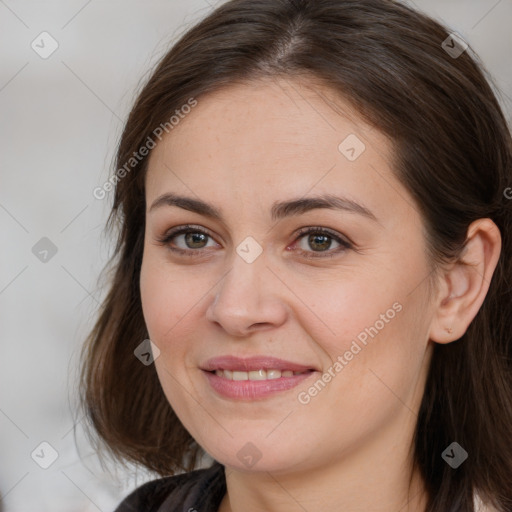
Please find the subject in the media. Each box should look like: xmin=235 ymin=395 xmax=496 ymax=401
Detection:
xmin=113 ymin=462 xmax=226 ymax=512
xmin=113 ymin=463 xmax=499 ymax=512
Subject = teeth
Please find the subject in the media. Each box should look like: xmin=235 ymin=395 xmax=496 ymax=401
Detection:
xmin=249 ymin=370 xmax=267 ymax=380
xmin=214 ymin=369 xmax=307 ymax=380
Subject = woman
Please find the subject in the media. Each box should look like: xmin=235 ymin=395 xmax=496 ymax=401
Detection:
xmin=80 ymin=0 xmax=512 ymax=510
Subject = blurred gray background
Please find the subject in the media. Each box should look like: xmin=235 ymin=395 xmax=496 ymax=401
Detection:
xmin=1 ymin=1 xmax=511 ymax=511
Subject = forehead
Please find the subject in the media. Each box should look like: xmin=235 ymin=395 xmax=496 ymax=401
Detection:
xmin=149 ymin=76 xmax=389 ymax=163
xmin=144 ymin=77 xmax=413 ymax=227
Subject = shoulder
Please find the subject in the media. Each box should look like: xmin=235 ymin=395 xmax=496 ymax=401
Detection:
xmin=113 ymin=462 xmax=226 ymax=512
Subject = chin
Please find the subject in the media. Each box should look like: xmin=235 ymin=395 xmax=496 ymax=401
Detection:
xmin=201 ymin=435 xmax=309 ymax=474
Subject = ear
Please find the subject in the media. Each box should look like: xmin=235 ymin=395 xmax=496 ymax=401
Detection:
xmin=429 ymin=218 xmax=502 ymax=344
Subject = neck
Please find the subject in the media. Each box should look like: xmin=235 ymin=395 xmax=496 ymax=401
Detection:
xmin=218 ymin=411 xmax=429 ymax=512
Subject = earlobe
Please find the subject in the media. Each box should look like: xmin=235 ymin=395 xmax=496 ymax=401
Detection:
xmin=429 ymin=218 xmax=502 ymax=344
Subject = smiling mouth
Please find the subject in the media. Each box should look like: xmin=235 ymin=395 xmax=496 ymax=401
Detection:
xmin=210 ymin=369 xmax=314 ymax=381
xmin=201 ymin=355 xmax=318 ymax=399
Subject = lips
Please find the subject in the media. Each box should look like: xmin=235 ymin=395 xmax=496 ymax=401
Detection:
xmin=201 ymin=355 xmax=316 ymax=373
xmin=200 ymin=355 xmax=318 ymax=399
xmin=201 ymin=356 xmax=317 ymax=401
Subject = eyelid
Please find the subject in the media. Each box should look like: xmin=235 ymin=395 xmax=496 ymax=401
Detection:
xmin=155 ymin=224 xmax=355 ymax=258
xmin=290 ymin=226 xmax=353 ymax=259
xmin=293 ymin=226 xmax=354 ymax=249
xmin=155 ymin=224 xmax=219 ymax=255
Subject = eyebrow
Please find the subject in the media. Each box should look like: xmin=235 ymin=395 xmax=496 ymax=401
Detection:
xmin=148 ymin=192 xmax=378 ymax=223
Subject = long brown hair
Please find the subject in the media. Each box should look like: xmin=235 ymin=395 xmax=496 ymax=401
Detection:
xmin=79 ymin=1 xmax=512 ymax=509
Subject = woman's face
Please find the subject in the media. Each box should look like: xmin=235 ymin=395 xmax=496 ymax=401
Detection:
xmin=140 ymin=77 xmax=438 ymax=474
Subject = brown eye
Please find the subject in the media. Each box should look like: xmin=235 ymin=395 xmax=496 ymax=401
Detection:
xmin=293 ymin=227 xmax=352 ymax=259
xmin=156 ymin=225 xmax=353 ymax=260
xmin=156 ymin=225 xmax=218 ymax=256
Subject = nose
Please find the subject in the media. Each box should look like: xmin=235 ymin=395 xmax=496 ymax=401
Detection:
xmin=205 ymin=250 xmax=288 ymax=337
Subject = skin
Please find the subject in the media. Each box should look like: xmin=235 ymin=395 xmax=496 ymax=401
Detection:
xmin=139 ymin=76 xmax=501 ymax=512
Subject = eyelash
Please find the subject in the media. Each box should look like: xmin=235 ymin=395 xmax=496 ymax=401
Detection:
xmin=155 ymin=224 xmax=353 ymax=259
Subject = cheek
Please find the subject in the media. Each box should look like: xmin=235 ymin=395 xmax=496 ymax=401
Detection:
xmin=141 ymin=261 xmax=201 ymax=428
xmin=311 ymin=284 xmax=430 ymax=416
xmin=140 ymin=254 xmax=193 ymax=341
xmin=140 ymin=260 xmax=166 ymax=339
xmin=294 ymin=262 xmax=431 ymax=397
xmin=289 ymin=269 xmax=403 ymax=351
